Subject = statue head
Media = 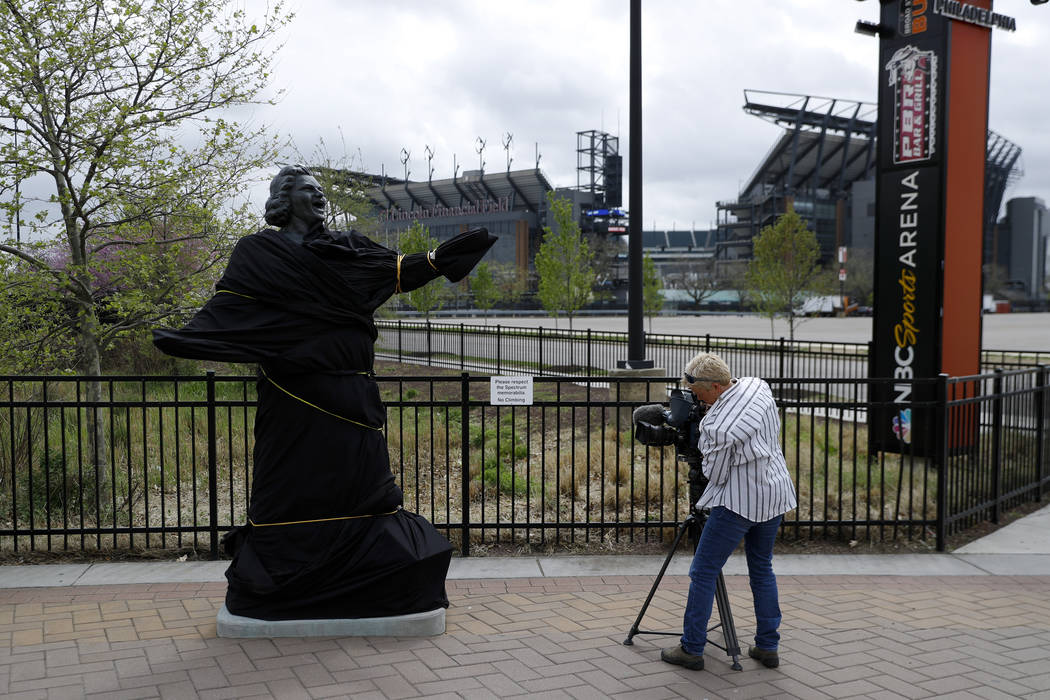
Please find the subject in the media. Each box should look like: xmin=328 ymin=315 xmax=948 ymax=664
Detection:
xmin=264 ymin=165 xmax=327 ymax=230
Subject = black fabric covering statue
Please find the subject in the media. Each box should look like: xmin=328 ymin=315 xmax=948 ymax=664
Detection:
xmin=153 ymin=165 xmax=496 ymax=621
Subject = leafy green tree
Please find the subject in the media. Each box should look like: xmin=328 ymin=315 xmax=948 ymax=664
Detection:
xmin=0 ymin=0 xmax=288 ymax=480
xmin=745 ymin=209 xmax=828 ymax=340
xmin=642 ymin=253 xmax=663 ymax=331
xmin=0 ymin=213 xmax=235 ymax=374
xmin=0 ymin=244 xmax=72 ymax=371
xmin=398 ymin=221 xmax=447 ymax=319
xmin=0 ymin=0 xmax=288 ymax=377
xmin=535 ymin=192 xmax=595 ymax=330
xmin=470 ymin=261 xmax=500 ymax=322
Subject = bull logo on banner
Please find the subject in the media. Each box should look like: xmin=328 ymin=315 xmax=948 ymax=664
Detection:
xmin=887 ymin=46 xmax=938 ymax=165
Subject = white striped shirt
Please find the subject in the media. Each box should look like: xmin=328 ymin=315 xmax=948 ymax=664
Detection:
xmin=696 ymin=377 xmax=798 ymax=522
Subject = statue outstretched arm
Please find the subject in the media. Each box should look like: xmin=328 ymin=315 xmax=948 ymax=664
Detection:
xmin=396 ymin=227 xmax=498 ymax=293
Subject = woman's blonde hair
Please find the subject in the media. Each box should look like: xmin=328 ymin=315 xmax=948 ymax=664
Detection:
xmin=683 ymin=352 xmax=732 ymax=391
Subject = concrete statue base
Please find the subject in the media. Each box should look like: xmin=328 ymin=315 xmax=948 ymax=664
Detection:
xmin=216 ymin=604 xmax=446 ymax=638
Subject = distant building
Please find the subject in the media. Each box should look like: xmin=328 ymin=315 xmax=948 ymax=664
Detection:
xmin=361 ymin=167 xmax=553 ymax=275
xmin=344 ymin=108 xmax=1040 ymax=310
xmin=715 ymin=90 xmax=1023 ymax=266
xmin=360 ymin=130 xmax=623 ymax=281
xmin=994 ymin=196 xmax=1050 ymax=299
xmin=633 ymin=228 xmax=717 ymax=277
xmin=849 ymin=179 xmax=876 ymax=252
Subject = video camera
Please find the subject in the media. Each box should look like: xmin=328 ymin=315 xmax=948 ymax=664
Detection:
xmin=632 ymin=388 xmax=705 ymax=463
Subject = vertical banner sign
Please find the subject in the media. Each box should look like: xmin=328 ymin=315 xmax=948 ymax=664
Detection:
xmin=870 ymin=0 xmax=995 ymax=456
xmin=870 ymin=0 xmax=947 ymax=456
xmin=937 ymin=2 xmax=993 ymax=453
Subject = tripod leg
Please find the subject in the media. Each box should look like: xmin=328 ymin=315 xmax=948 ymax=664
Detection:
xmin=713 ymin=572 xmax=743 ymax=670
xmin=623 ymin=517 xmax=693 ymax=646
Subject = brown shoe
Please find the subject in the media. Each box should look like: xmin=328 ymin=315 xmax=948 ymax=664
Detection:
xmin=748 ymin=645 xmax=779 ymax=668
xmin=661 ymin=644 xmax=704 ymax=670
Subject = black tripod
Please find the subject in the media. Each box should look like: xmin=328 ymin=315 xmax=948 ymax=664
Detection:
xmin=622 ymin=471 xmax=742 ymax=671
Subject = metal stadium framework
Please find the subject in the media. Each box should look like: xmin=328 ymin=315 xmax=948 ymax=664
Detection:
xmin=715 ymin=89 xmax=1022 ymax=265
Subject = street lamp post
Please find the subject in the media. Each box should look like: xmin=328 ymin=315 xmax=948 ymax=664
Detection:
xmin=623 ymin=0 xmax=651 ymax=370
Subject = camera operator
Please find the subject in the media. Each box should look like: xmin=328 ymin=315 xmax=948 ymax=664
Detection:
xmin=661 ymin=352 xmax=797 ymax=672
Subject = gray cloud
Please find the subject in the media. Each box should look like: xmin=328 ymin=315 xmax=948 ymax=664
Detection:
xmin=248 ymin=0 xmax=1049 ymax=229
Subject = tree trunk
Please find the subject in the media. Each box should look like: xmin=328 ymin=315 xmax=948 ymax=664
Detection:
xmin=77 ymin=298 xmax=110 ymax=493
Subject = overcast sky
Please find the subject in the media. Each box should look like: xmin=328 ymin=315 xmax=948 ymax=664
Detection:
xmin=244 ymin=0 xmax=1049 ymax=230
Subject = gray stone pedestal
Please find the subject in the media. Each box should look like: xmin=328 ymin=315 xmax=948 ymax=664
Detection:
xmin=216 ymin=604 xmax=446 ymax=638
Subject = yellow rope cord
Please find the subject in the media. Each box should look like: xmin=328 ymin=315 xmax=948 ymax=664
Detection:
xmin=250 ymin=508 xmax=399 ymax=528
xmin=395 ymin=254 xmax=404 ymax=293
xmin=426 ymin=250 xmax=440 ymax=272
xmin=260 ymin=367 xmax=382 ymax=432
xmin=216 ymin=288 xmax=256 ymax=300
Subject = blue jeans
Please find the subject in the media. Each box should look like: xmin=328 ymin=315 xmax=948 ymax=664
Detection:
xmin=680 ymin=507 xmax=783 ymax=655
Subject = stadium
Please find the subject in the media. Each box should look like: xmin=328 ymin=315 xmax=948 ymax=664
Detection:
xmin=354 ymin=90 xmax=1046 ymax=311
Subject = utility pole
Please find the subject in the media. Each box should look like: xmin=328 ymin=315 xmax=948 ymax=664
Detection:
xmin=612 ymin=0 xmax=661 ymax=433
xmin=622 ymin=0 xmax=651 ymax=370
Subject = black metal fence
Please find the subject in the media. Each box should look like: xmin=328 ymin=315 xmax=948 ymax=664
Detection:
xmin=374 ymin=320 xmax=1050 ymax=379
xmin=1 ymin=365 xmax=1046 ymax=556
xmin=375 ymin=320 xmax=874 ymax=380
xmin=940 ymin=368 xmax=1050 ymax=544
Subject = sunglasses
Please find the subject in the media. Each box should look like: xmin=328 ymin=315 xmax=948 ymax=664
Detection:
xmin=683 ymin=373 xmax=721 ymax=384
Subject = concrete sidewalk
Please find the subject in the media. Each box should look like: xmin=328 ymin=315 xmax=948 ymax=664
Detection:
xmin=0 ymin=504 xmax=1047 ymax=699
xmin=2 ymin=548 xmax=1050 ymax=590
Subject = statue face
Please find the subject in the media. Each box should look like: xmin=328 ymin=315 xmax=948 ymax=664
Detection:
xmin=288 ymin=175 xmax=327 ymax=228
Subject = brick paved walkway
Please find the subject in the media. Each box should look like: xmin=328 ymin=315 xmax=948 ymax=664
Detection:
xmin=1 ymin=574 xmax=1049 ymax=699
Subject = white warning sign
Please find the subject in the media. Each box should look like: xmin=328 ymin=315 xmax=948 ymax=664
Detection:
xmin=490 ymin=376 xmax=534 ymax=406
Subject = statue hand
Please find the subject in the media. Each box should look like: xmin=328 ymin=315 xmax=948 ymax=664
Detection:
xmin=432 ymin=228 xmax=498 ymax=282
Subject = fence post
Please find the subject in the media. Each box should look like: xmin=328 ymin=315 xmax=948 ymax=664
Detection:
xmin=496 ymin=324 xmax=502 ymax=374
xmin=460 ymin=323 xmax=465 ymax=370
xmin=206 ymin=371 xmax=219 ymax=560
xmin=935 ymin=373 xmax=949 ymax=551
xmin=587 ymin=329 xmax=592 ymax=377
xmin=460 ymin=372 xmax=471 ymax=556
xmin=1035 ymin=365 xmax=1047 ymax=503
xmin=538 ymin=326 xmax=544 ymax=374
xmin=778 ymin=337 xmax=786 ymax=379
xmin=705 ymin=332 xmax=710 ymax=352
xmin=426 ymin=320 xmax=432 ymax=366
xmin=992 ymin=369 xmax=1004 ymax=524
xmin=397 ymin=319 xmax=403 ymax=362
xmin=7 ymin=380 xmax=17 ymax=552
